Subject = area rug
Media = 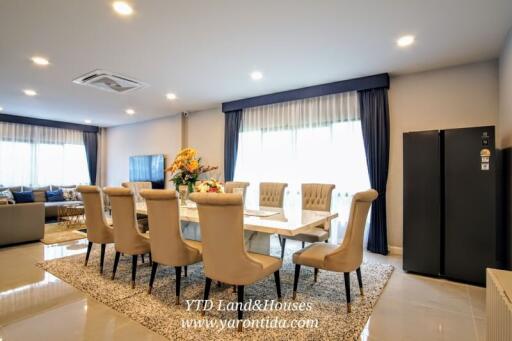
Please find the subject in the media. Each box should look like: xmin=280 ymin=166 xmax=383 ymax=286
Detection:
xmin=40 ymin=223 xmax=86 ymax=244
xmin=37 ymin=240 xmax=393 ymax=340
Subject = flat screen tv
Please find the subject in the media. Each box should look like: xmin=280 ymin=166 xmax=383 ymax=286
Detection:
xmin=129 ymin=154 xmax=165 ymax=189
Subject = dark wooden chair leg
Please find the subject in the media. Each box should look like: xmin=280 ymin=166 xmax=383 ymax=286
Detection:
xmin=131 ymin=255 xmax=138 ymax=289
xmin=314 ymin=268 xmax=319 ymax=282
xmin=149 ymin=253 xmax=152 ymax=265
xmin=84 ymin=241 xmax=93 ymax=266
xmin=184 ymin=265 xmax=188 ymax=277
xmin=99 ymin=244 xmax=106 ymax=274
xmin=356 ymin=267 xmax=364 ymax=296
xmin=344 ymin=272 xmax=351 ymax=313
xmin=112 ymin=251 xmax=120 ymax=280
xmin=148 ymin=262 xmax=158 ymax=294
xmin=280 ymin=238 xmax=286 ymax=259
xmin=202 ymin=277 xmax=212 ymax=316
xmin=301 ymin=241 xmax=305 ymax=248
xmin=233 ymin=285 xmax=237 ymax=293
xmin=274 ymin=270 xmax=282 ymax=301
xmin=293 ymin=264 xmax=301 ymax=300
xmin=141 ymin=254 xmax=145 ymax=263
xmin=237 ymin=285 xmax=245 ymax=332
xmin=175 ymin=266 xmax=182 ymax=305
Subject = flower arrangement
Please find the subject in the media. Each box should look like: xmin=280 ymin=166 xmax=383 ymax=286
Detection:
xmin=166 ymin=148 xmax=218 ymax=192
xmin=196 ymin=179 xmax=225 ymax=193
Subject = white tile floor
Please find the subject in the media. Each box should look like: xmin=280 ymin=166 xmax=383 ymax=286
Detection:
xmin=0 ymin=239 xmax=486 ymax=341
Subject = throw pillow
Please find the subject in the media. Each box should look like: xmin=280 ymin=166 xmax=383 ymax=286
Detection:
xmin=12 ymin=191 xmax=34 ymax=203
xmin=61 ymin=187 xmax=78 ymax=201
xmin=0 ymin=189 xmax=14 ymax=202
xmin=46 ymin=189 xmax=65 ymax=202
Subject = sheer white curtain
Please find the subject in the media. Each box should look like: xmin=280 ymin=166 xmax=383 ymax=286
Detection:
xmin=234 ymin=91 xmax=370 ymax=242
xmin=0 ymin=122 xmax=90 ymax=187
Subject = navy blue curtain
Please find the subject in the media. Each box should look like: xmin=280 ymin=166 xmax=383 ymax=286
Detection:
xmin=359 ymin=88 xmax=390 ymax=255
xmin=83 ymin=132 xmax=98 ymax=185
xmin=224 ymin=110 xmax=243 ymax=181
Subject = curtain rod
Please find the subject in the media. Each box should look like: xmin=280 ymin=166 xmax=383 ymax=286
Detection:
xmin=0 ymin=113 xmax=99 ymax=133
xmin=222 ymin=73 xmax=389 ymax=113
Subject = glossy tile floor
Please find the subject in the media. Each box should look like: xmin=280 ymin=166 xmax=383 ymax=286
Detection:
xmin=0 ymin=238 xmax=485 ymax=341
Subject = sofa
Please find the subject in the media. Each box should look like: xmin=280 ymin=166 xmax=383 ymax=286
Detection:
xmin=0 ymin=185 xmax=82 ymax=219
xmin=0 ymin=202 xmax=44 ymax=246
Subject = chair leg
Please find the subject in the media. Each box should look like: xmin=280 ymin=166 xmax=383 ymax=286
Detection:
xmin=148 ymin=262 xmax=158 ymax=294
xmin=202 ymin=277 xmax=212 ymax=316
xmin=280 ymin=238 xmax=286 ymax=259
xmin=302 ymin=241 xmax=305 ymax=248
xmin=233 ymin=285 xmax=237 ymax=293
xmin=237 ymin=285 xmax=245 ymax=332
xmin=112 ymin=251 xmax=121 ymax=280
xmin=175 ymin=266 xmax=182 ymax=305
xmin=149 ymin=253 xmax=152 ymax=265
xmin=356 ymin=267 xmax=364 ymax=296
xmin=293 ymin=264 xmax=301 ymax=300
xmin=141 ymin=254 xmax=145 ymax=263
xmin=99 ymin=244 xmax=106 ymax=274
xmin=344 ymin=272 xmax=351 ymax=313
xmin=274 ymin=270 xmax=282 ymax=301
xmin=184 ymin=265 xmax=188 ymax=277
xmin=131 ymin=255 xmax=138 ymax=289
xmin=84 ymin=241 xmax=93 ymax=266
xmin=314 ymin=268 xmax=319 ymax=283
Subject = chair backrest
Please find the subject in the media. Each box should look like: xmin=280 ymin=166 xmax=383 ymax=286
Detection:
xmin=77 ymin=185 xmax=111 ymax=244
xmin=301 ymin=183 xmax=335 ymax=211
xmin=139 ymin=189 xmax=195 ymax=266
xmin=189 ymin=193 xmax=262 ymax=283
xmin=121 ymin=181 xmax=152 ymax=203
xmin=224 ymin=181 xmax=250 ymax=199
xmin=259 ymin=182 xmax=288 ymax=208
xmin=326 ymin=189 xmax=378 ymax=271
xmin=104 ymin=187 xmax=147 ymax=254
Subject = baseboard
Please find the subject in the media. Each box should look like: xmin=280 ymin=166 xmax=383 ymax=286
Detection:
xmin=388 ymin=245 xmax=403 ymax=255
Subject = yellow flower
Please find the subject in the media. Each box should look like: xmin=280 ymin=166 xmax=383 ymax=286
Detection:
xmin=186 ymin=160 xmax=199 ymax=172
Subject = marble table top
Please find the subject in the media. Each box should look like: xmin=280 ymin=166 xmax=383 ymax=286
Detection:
xmin=135 ymin=202 xmax=338 ymax=237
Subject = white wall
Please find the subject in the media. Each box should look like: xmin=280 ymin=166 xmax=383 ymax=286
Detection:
xmin=499 ymin=29 xmax=512 ymax=147
xmin=187 ymin=108 xmax=225 ymax=180
xmin=105 ymin=115 xmax=182 ymax=187
xmin=387 ymin=60 xmax=499 ymax=248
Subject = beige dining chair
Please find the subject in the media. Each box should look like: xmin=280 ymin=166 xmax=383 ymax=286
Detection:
xmin=292 ymin=189 xmax=378 ymax=313
xmin=259 ymin=182 xmax=288 ymax=208
xmin=224 ymin=181 xmax=250 ymax=200
xmin=189 ymin=192 xmax=282 ymax=332
xmin=279 ymin=183 xmax=335 ymax=259
xmin=104 ymin=187 xmax=151 ymax=288
xmin=77 ymin=185 xmax=115 ymax=274
xmin=139 ymin=189 xmax=202 ymax=304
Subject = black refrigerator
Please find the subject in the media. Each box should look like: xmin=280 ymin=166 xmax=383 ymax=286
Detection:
xmin=403 ymin=126 xmax=502 ymax=286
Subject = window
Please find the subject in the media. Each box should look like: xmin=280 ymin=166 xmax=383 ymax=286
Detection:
xmin=233 ymin=92 xmax=370 ymax=242
xmin=0 ymin=123 xmax=90 ymax=187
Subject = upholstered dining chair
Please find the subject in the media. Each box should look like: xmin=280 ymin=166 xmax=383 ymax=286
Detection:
xmin=259 ymin=182 xmax=288 ymax=208
xmin=104 ymin=187 xmax=151 ymax=289
xmin=279 ymin=183 xmax=335 ymax=259
xmin=189 ymin=192 xmax=282 ymax=332
xmin=139 ymin=189 xmax=202 ymax=304
xmin=77 ymin=185 xmax=114 ymax=274
xmin=292 ymin=189 xmax=378 ymax=313
xmin=224 ymin=181 xmax=250 ymax=200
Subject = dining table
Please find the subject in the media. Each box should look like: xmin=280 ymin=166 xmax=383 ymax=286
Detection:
xmin=136 ymin=201 xmax=338 ymax=255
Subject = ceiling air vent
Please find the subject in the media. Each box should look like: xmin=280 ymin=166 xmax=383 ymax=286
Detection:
xmin=72 ymin=69 xmax=148 ymax=94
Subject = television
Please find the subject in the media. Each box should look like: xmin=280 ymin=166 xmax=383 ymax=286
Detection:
xmin=129 ymin=154 xmax=165 ymax=189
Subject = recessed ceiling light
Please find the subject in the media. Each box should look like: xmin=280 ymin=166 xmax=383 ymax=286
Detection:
xmin=23 ymin=89 xmax=37 ymax=96
xmin=84 ymin=119 xmax=92 ymax=124
xmin=112 ymin=1 xmax=133 ymax=16
xmin=31 ymin=56 xmax=49 ymax=66
xmin=397 ymin=35 xmax=415 ymax=47
xmin=0 ymin=106 xmax=3 ymax=111
xmin=166 ymin=93 xmax=177 ymax=100
xmin=126 ymin=108 xmax=135 ymax=115
xmin=250 ymin=71 xmax=263 ymax=80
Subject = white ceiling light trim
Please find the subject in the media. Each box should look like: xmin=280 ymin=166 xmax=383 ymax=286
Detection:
xmin=112 ymin=1 xmax=134 ymax=16
xmin=166 ymin=93 xmax=177 ymax=100
xmin=23 ymin=89 xmax=37 ymax=96
xmin=31 ymin=56 xmax=49 ymax=66
xmin=397 ymin=35 xmax=415 ymax=47
xmin=250 ymin=71 xmax=263 ymax=80
xmin=125 ymin=108 xmax=135 ymax=115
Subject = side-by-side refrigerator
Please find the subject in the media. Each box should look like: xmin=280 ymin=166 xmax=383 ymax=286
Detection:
xmin=403 ymin=126 xmax=504 ymax=286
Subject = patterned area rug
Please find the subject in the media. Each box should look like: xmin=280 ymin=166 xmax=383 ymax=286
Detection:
xmin=40 ymin=223 xmax=86 ymax=245
xmin=37 ymin=239 xmax=393 ymax=340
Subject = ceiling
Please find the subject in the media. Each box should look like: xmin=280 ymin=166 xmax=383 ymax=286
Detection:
xmin=0 ymin=0 xmax=511 ymax=127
